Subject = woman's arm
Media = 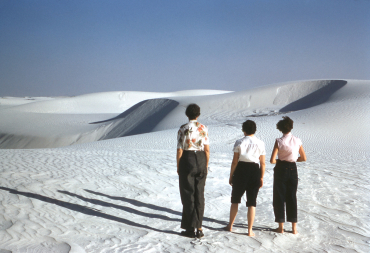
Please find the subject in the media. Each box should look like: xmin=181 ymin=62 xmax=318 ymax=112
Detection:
xmin=204 ymin=145 xmax=210 ymax=171
xmin=297 ymin=145 xmax=307 ymax=162
xmin=259 ymin=155 xmax=266 ymax=188
xmin=176 ymin=148 xmax=183 ymax=175
xmin=229 ymin=152 xmax=240 ymax=185
xmin=270 ymin=140 xmax=279 ymax=164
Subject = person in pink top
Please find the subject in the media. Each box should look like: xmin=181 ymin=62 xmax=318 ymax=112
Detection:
xmin=270 ymin=116 xmax=306 ymax=234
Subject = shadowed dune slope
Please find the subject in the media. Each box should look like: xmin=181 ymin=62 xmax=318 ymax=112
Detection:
xmin=279 ymin=80 xmax=347 ymax=112
xmin=93 ymin=99 xmax=179 ymax=140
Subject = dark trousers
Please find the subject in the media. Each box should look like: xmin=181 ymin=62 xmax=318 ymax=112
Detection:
xmin=178 ymin=150 xmax=207 ymax=230
xmin=273 ymin=160 xmax=298 ymax=223
xmin=231 ymin=162 xmax=260 ymax=206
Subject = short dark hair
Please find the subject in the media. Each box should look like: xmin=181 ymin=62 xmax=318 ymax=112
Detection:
xmin=185 ymin=104 xmax=200 ymax=120
xmin=242 ymin=120 xmax=256 ymax=135
xmin=276 ymin=116 xmax=293 ymax=134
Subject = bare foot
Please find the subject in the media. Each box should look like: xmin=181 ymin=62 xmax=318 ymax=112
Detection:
xmin=247 ymin=231 xmax=255 ymax=237
xmin=224 ymin=225 xmax=232 ymax=232
xmin=272 ymin=228 xmax=284 ymax=233
xmin=292 ymin=229 xmax=298 ymax=234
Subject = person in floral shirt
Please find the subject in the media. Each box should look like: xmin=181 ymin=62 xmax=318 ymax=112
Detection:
xmin=176 ymin=104 xmax=209 ymax=238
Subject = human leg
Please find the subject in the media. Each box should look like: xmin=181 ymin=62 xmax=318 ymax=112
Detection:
xmin=273 ymin=222 xmax=284 ymax=233
xmin=286 ymin=167 xmax=298 ymax=223
xmin=245 ymin=164 xmax=260 ymax=236
xmin=272 ymin=165 xmax=288 ymax=233
xmin=179 ymin=173 xmax=196 ymax=230
xmin=225 ymin=203 xmax=239 ymax=231
xmin=227 ymin=163 xmax=246 ymax=231
xmin=292 ymin=222 xmax=298 ymax=234
xmin=286 ymin=166 xmax=298 ymax=224
xmin=286 ymin=166 xmax=298 ymax=234
xmin=273 ymin=167 xmax=287 ymax=223
xmin=194 ymin=151 xmax=207 ymax=231
xmin=247 ymin=206 xmax=256 ymax=236
xmin=194 ymin=171 xmax=206 ymax=230
xmin=178 ymin=153 xmax=197 ymax=230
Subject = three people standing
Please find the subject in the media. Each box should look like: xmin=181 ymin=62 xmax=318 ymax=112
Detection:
xmin=177 ymin=104 xmax=306 ymax=238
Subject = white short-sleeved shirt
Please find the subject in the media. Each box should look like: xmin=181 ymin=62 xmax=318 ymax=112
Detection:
xmin=276 ymin=133 xmax=302 ymax=162
xmin=233 ymin=135 xmax=266 ymax=164
xmin=177 ymin=120 xmax=209 ymax=151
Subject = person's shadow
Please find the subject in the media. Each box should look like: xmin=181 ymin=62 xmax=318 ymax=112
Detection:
xmin=0 ymin=186 xmax=177 ymax=235
xmin=83 ymin=189 xmax=271 ymax=231
xmin=68 ymin=189 xmax=228 ymax=231
xmin=58 ymin=190 xmax=181 ymax=222
xmin=0 ymin=186 xmax=272 ymax=234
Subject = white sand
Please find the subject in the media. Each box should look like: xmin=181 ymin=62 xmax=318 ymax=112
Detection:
xmin=0 ymin=80 xmax=369 ymax=252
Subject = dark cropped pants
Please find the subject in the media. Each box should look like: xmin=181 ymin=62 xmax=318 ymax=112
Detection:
xmin=273 ymin=160 xmax=298 ymax=223
xmin=178 ymin=150 xmax=207 ymax=230
xmin=231 ymin=161 xmax=261 ymax=207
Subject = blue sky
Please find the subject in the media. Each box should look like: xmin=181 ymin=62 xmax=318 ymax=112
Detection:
xmin=0 ymin=0 xmax=369 ymax=96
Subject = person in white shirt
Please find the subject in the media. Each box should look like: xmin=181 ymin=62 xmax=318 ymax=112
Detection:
xmin=225 ymin=120 xmax=266 ymax=236
xmin=177 ymin=104 xmax=210 ymax=238
xmin=270 ymin=116 xmax=307 ymax=234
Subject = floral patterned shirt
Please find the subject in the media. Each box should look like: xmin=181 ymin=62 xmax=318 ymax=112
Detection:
xmin=177 ymin=120 xmax=209 ymax=151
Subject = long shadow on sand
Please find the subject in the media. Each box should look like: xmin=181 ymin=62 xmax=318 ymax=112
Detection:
xmin=84 ymin=189 xmax=270 ymax=231
xmin=0 ymin=186 xmax=271 ymax=234
xmin=59 ymin=190 xmax=181 ymax=223
xmin=0 ymin=186 xmax=178 ymax=235
xmin=84 ymin=189 xmax=227 ymax=231
xmin=75 ymin=189 xmax=226 ymax=231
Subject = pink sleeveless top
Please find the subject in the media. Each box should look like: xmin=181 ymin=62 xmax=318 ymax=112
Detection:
xmin=277 ymin=133 xmax=302 ymax=162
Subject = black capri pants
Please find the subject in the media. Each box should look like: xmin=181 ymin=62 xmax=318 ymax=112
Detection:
xmin=273 ymin=160 xmax=298 ymax=223
xmin=178 ymin=150 xmax=207 ymax=230
xmin=231 ymin=161 xmax=261 ymax=207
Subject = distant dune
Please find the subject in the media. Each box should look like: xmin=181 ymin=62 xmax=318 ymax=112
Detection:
xmin=0 ymin=79 xmax=363 ymax=149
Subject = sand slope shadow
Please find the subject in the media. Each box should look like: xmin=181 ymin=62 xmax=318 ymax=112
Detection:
xmin=279 ymin=80 xmax=347 ymax=112
xmin=90 ymin=98 xmax=179 ymax=140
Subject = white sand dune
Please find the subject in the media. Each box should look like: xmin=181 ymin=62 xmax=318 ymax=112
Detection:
xmin=0 ymin=79 xmax=369 ymax=252
xmin=0 ymin=90 xmax=230 ymax=149
xmin=0 ymin=79 xmax=351 ymax=149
